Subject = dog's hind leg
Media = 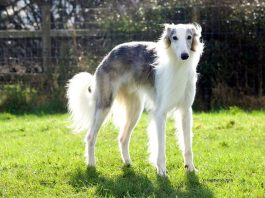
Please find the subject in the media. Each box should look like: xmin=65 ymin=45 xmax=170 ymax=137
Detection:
xmin=114 ymin=91 xmax=143 ymax=165
xmin=85 ymin=81 xmax=113 ymax=167
xmin=85 ymin=107 xmax=110 ymax=166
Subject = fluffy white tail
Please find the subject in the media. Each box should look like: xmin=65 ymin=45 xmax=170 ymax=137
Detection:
xmin=66 ymin=72 xmax=95 ymax=132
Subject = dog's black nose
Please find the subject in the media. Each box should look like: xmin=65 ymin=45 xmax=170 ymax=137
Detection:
xmin=181 ymin=53 xmax=189 ymax=60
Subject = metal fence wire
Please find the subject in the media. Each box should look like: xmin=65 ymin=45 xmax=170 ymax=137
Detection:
xmin=0 ymin=1 xmax=265 ymax=111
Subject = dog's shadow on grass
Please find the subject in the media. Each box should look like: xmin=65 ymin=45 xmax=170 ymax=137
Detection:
xmin=174 ymin=172 xmax=213 ymax=198
xmin=70 ymin=166 xmax=213 ymax=197
xmin=70 ymin=166 xmax=156 ymax=197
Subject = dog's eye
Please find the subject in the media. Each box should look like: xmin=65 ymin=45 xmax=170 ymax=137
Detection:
xmin=172 ymin=36 xmax=178 ymax=40
xmin=187 ymin=35 xmax=192 ymax=40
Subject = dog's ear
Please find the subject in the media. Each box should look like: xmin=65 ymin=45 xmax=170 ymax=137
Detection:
xmin=161 ymin=24 xmax=172 ymax=48
xmin=191 ymin=22 xmax=202 ymax=52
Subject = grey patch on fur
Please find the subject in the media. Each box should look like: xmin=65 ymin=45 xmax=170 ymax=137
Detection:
xmin=93 ymin=42 xmax=157 ymax=109
xmin=102 ymin=42 xmax=156 ymax=85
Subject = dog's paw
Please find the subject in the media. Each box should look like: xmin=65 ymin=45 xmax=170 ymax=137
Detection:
xmin=85 ymin=157 xmax=96 ymax=167
xmin=123 ymin=160 xmax=131 ymax=167
xmin=86 ymin=162 xmax=96 ymax=167
xmin=157 ymin=166 xmax=167 ymax=176
xmin=184 ymin=163 xmax=197 ymax=172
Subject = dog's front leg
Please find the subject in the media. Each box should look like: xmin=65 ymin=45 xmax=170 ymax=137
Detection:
xmin=154 ymin=112 xmax=167 ymax=176
xmin=178 ymin=107 xmax=195 ymax=172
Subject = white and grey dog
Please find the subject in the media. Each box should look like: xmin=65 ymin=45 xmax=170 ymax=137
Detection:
xmin=67 ymin=23 xmax=204 ymax=176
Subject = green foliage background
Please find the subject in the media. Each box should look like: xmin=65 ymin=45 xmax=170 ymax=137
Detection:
xmin=0 ymin=0 xmax=265 ymax=112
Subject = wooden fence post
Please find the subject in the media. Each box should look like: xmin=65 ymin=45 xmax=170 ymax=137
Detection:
xmin=258 ymin=44 xmax=263 ymax=97
xmin=41 ymin=3 xmax=51 ymax=73
xmin=192 ymin=6 xmax=199 ymax=22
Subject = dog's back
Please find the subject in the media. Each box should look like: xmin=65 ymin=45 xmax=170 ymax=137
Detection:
xmin=96 ymin=42 xmax=157 ymax=87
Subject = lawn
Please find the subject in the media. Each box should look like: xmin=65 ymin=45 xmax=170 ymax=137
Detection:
xmin=0 ymin=109 xmax=264 ymax=197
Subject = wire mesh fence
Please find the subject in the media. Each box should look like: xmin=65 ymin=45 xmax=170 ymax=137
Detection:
xmin=0 ymin=1 xmax=265 ymax=112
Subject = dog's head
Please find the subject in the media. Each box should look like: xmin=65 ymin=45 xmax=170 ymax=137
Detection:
xmin=161 ymin=23 xmax=203 ymax=60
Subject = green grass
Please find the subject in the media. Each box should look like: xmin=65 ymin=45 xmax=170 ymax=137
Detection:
xmin=0 ymin=109 xmax=264 ymax=197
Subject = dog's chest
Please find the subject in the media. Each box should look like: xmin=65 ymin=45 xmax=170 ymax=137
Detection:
xmin=156 ymin=65 xmax=193 ymax=111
